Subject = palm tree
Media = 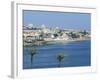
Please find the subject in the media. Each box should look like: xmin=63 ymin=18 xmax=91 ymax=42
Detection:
xmin=57 ymin=53 xmax=65 ymax=67
xmin=29 ymin=48 xmax=37 ymax=67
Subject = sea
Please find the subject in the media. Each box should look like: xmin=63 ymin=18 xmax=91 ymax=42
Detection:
xmin=23 ymin=40 xmax=91 ymax=69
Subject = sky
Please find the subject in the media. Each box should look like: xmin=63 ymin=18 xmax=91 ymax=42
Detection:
xmin=23 ymin=10 xmax=91 ymax=31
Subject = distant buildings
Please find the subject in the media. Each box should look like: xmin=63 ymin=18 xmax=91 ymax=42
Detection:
xmin=23 ymin=24 xmax=90 ymax=46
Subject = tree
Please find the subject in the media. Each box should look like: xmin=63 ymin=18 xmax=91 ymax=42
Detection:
xmin=57 ymin=53 xmax=65 ymax=67
xmin=57 ymin=30 xmax=63 ymax=36
xmin=83 ymin=30 xmax=87 ymax=35
xmin=69 ymin=32 xmax=78 ymax=38
xmin=29 ymin=48 xmax=37 ymax=67
xmin=79 ymin=30 xmax=88 ymax=36
xmin=53 ymin=33 xmax=58 ymax=38
xmin=39 ymin=34 xmax=44 ymax=41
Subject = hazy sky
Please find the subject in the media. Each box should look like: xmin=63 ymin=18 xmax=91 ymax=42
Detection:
xmin=23 ymin=10 xmax=91 ymax=31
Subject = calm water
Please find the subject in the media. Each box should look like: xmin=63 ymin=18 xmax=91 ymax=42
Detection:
xmin=23 ymin=40 xmax=91 ymax=69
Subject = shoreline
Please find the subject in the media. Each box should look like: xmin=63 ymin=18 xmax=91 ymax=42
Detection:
xmin=45 ymin=38 xmax=90 ymax=44
xmin=23 ymin=38 xmax=90 ymax=47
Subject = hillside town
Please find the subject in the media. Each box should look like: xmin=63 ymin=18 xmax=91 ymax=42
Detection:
xmin=23 ymin=24 xmax=90 ymax=46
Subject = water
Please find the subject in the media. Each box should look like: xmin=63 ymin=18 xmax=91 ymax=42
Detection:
xmin=23 ymin=40 xmax=91 ymax=69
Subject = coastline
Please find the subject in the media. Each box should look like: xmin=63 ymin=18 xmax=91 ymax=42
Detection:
xmin=45 ymin=38 xmax=90 ymax=44
xmin=23 ymin=38 xmax=90 ymax=47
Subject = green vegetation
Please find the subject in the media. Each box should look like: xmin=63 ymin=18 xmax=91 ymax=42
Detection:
xmin=29 ymin=48 xmax=37 ymax=67
xmin=57 ymin=53 xmax=65 ymax=67
xmin=23 ymin=26 xmax=90 ymax=46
